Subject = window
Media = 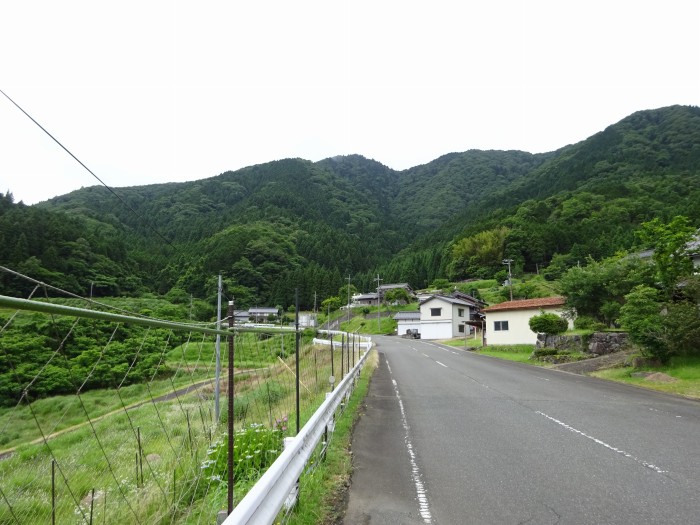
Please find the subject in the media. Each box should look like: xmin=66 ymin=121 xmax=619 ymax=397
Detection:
xmin=430 ymin=308 xmax=442 ymax=316
xmin=458 ymin=324 xmax=465 ymax=333
xmin=494 ymin=320 xmax=509 ymax=331
xmin=458 ymin=308 xmax=464 ymax=317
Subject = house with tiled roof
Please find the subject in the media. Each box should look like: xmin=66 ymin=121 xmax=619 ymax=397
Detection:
xmin=378 ymin=283 xmax=415 ymax=301
xmin=482 ymin=296 xmax=572 ymax=345
xmin=248 ymin=307 xmax=279 ymax=323
xmin=393 ymin=310 xmax=421 ymax=337
xmin=419 ymin=294 xmax=482 ymax=340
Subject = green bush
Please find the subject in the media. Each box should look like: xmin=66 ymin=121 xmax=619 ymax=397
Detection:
xmin=200 ymin=420 xmax=286 ymax=489
xmin=574 ymin=316 xmax=606 ymax=331
xmin=531 ymin=348 xmax=559 ymax=358
xmin=529 ymin=313 xmax=568 ymax=335
xmin=257 ymin=381 xmax=287 ymax=404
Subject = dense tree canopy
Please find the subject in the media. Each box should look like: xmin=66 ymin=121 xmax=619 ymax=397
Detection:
xmin=1 ymin=105 xmax=697 ymax=313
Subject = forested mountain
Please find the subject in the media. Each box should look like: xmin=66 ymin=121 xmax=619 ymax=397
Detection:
xmin=2 ymin=105 xmax=698 ymax=309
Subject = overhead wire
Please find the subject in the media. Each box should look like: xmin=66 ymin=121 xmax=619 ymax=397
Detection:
xmin=0 ymin=88 xmax=178 ymax=250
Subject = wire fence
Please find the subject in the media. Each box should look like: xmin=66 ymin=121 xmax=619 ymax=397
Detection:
xmin=0 ymin=281 xmax=367 ymax=524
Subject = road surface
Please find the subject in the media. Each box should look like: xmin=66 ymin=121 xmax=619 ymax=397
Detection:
xmin=343 ymin=336 xmax=700 ymax=524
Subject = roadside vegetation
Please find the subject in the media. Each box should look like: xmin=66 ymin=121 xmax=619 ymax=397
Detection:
xmin=591 ymin=356 xmax=700 ymax=399
xmin=0 ymin=295 xmax=367 ymax=524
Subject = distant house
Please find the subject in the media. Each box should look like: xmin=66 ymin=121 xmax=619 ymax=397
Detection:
xmin=233 ymin=310 xmax=250 ymax=323
xmin=419 ymin=294 xmax=480 ymax=340
xmin=378 ymin=283 xmax=415 ymax=302
xmin=352 ymin=293 xmax=379 ymax=306
xmin=298 ymin=313 xmax=317 ymax=328
xmin=638 ymin=234 xmax=700 ymax=273
xmin=689 ymin=237 xmax=700 ymax=271
xmin=394 ymin=310 xmax=421 ymax=336
xmin=248 ymin=307 xmax=279 ymax=323
xmin=482 ymin=297 xmax=571 ymax=346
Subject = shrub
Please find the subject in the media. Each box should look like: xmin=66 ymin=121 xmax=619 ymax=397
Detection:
xmin=529 ymin=313 xmax=568 ymax=335
xmin=574 ymin=316 xmax=606 ymax=331
xmin=257 ymin=381 xmax=287 ymax=404
xmin=200 ymin=420 xmax=286 ymax=487
xmin=531 ymin=348 xmax=559 ymax=358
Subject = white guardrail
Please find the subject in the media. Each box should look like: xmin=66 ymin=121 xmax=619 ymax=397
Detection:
xmin=223 ymin=336 xmax=373 ymax=525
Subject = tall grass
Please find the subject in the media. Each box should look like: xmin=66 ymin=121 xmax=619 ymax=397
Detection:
xmin=592 ymin=356 xmax=700 ymax=399
xmin=0 ymin=333 xmax=366 ymax=524
xmin=476 ymin=345 xmax=540 ymax=364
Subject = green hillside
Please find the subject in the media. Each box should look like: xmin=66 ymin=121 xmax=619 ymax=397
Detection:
xmin=2 ymin=105 xmax=698 ymax=309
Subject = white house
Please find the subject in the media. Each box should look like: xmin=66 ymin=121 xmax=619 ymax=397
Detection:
xmin=482 ymin=297 xmax=571 ymax=346
xmin=248 ymin=307 xmax=279 ymax=323
xmin=233 ymin=310 xmax=250 ymax=323
xmin=394 ymin=311 xmax=421 ymax=336
xmin=419 ymin=295 xmax=478 ymax=340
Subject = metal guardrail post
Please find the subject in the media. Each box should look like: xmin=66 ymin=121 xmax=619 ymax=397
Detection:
xmin=223 ymin=343 xmax=371 ymax=525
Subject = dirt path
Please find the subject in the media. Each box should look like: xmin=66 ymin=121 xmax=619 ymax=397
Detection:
xmin=0 ymin=368 xmax=262 ymax=461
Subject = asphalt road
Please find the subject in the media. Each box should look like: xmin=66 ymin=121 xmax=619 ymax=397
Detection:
xmin=343 ymin=336 xmax=700 ymax=524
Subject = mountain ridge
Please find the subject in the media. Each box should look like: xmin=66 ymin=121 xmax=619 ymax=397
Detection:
xmin=2 ymin=104 xmax=697 ymax=307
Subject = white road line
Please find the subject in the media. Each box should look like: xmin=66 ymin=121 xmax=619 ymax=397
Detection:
xmin=536 ymin=411 xmax=668 ymax=474
xmin=422 ymin=353 xmax=430 ymax=358
xmin=435 ymin=361 xmax=448 ymax=368
xmin=386 ymin=362 xmax=433 ymax=524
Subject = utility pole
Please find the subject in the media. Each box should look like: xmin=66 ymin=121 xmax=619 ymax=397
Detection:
xmin=346 ymin=273 xmax=351 ymax=326
xmin=502 ymin=259 xmax=514 ymax=301
xmin=215 ymin=274 xmax=222 ymax=421
xmin=313 ymin=291 xmax=317 ymax=328
xmin=227 ymin=299 xmax=235 ymax=515
xmin=375 ymin=274 xmax=383 ymax=332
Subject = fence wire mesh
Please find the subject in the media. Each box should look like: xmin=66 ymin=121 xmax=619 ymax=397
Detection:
xmin=0 ymin=282 xmax=363 ymax=524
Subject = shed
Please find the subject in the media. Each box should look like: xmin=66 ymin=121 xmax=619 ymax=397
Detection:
xmin=482 ymin=297 xmax=571 ymax=345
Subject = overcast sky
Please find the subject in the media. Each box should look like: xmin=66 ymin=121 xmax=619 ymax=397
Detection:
xmin=2 ymin=1 xmax=699 ymax=205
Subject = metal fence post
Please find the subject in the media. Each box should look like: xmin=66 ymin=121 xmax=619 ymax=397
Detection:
xmin=295 ymin=289 xmax=300 ymax=435
xmin=227 ymin=299 xmax=235 ymax=515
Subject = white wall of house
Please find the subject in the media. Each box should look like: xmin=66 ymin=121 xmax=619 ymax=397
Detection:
xmin=420 ymin=320 xmax=453 ymax=340
xmin=397 ymin=320 xmax=421 ymax=335
xmin=486 ymin=307 xmax=571 ymax=346
xmin=419 ymin=297 xmax=473 ymax=339
xmin=452 ymin=305 xmax=471 ymax=336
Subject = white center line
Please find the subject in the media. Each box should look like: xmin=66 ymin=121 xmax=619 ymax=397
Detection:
xmin=386 ymin=362 xmax=433 ymax=523
xmin=435 ymin=361 xmax=448 ymax=368
xmin=536 ymin=411 xmax=668 ymax=474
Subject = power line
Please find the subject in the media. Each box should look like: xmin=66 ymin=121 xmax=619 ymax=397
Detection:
xmin=0 ymin=88 xmax=177 ymax=250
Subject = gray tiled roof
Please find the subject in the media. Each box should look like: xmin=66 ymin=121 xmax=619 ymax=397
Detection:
xmin=393 ymin=311 xmax=420 ymax=320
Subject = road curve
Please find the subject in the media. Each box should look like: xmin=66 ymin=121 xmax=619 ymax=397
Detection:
xmin=343 ymin=336 xmax=700 ymax=524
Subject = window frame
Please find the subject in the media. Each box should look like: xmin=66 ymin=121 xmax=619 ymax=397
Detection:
xmin=494 ymin=320 xmax=509 ymax=331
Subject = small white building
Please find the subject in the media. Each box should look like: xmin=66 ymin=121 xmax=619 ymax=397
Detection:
xmin=419 ymin=295 xmax=478 ymax=340
xmin=394 ymin=311 xmax=421 ymax=336
xmin=298 ymin=313 xmax=317 ymax=328
xmin=482 ymin=297 xmax=571 ymax=346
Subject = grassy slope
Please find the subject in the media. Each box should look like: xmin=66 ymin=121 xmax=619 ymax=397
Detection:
xmin=284 ymin=349 xmax=378 ymax=525
xmin=592 ymin=356 xmax=700 ymax=399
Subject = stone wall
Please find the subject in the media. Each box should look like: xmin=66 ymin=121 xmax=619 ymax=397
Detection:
xmin=536 ymin=332 xmax=630 ymax=355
